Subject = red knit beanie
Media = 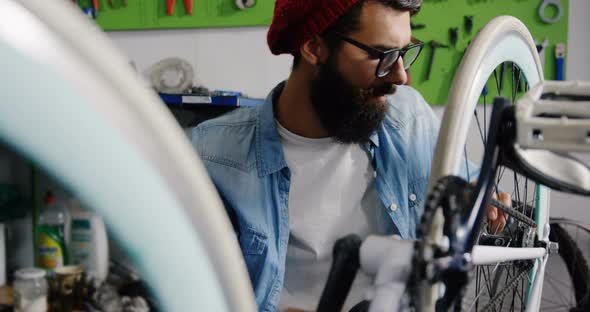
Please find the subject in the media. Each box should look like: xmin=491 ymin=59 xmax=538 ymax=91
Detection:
xmin=267 ymin=0 xmax=361 ymax=55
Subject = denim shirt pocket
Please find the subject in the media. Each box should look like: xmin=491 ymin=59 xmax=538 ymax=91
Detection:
xmin=239 ymin=226 xmax=268 ymax=286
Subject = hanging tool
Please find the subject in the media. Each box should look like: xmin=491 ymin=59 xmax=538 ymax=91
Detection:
xmin=184 ymin=0 xmax=193 ymax=14
xmin=464 ymin=16 xmax=474 ymax=34
xmin=235 ymin=0 xmax=256 ymax=9
xmin=449 ymin=28 xmax=459 ymax=48
xmin=536 ymin=38 xmax=549 ymax=71
xmin=410 ymin=22 xmax=426 ymax=30
xmin=108 ymin=0 xmax=128 ymax=8
xmin=166 ymin=0 xmax=193 ymax=15
xmin=539 ymin=0 xmax=562 ymax=24
xmin=166 ymin=0 xmax=173 ymax=15
xmin=425 ymin=40 xmax=449 ymax=81
xmin=74 ymin=0 xmax=98 ymax=18
xmin=555 ymin=43 xmax=565 ymax=80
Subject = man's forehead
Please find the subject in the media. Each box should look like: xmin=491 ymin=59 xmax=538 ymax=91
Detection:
xmin=356 ymin=3 xmax=412 ymax=47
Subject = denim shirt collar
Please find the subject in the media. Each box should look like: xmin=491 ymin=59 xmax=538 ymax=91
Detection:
xmin=255 ymin=81 xmax=380 ymax=177
xmin=255 ymin=82 xmax=289 ymax=177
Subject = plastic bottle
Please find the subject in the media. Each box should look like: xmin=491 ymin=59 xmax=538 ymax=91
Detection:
xmin=69 ymin=200 xmax=109 ymax=282
xmin=36 ymin=192 xmax=68 ymax=271
xmin=13 ymin=268 xmax=48 ymax=312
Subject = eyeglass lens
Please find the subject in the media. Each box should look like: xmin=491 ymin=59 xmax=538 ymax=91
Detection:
xmin=377 ymin=45 xmax=422 ymax=76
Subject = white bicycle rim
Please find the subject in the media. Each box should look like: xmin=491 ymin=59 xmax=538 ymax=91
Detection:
xmin=424 ymin=16 xmax=549 ymax=311
xmin=0 ymin=1 xmax=257 ymax=311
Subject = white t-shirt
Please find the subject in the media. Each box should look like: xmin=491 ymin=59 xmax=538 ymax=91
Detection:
xmin=276 ymin=122 xmax=386 ymax=312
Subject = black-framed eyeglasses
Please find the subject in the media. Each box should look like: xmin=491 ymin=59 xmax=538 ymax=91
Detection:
xmin=334 ymin=33 xmax=424 ymax=78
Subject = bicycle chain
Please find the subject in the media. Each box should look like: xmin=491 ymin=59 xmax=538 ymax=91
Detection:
xmin=409 ymin=176 xmax=468 ymax=309
xmin=480 ymin=262 xmax=534 ymax=312
xmin=489 ymin=198 xmax=537 ymax=228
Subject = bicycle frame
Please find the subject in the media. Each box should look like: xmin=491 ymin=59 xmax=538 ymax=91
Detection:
xmin=432 ymin=97 xmax=550 ymax=312
xmin=433 ymin=80 xmax=590 ymax=310
xmin=435 ymin=80 xmax=590 ymax=311
xmin=363 ymin=80 xmax=590 ymax=312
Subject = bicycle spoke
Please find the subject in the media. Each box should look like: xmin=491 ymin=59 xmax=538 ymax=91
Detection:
xmin=545 ymin=274 xmax=574 ymax=302
xmin=465 ymin=146 xmax=471 ymax=182
xmin=545 ymin=273 xmax=574 ymax=289
xmin=493 ymin=68 xmax=501 ymax=94
xmin=485 ymin=266 xmax=494 ymax=299
xmin=484 ymin=94 xmax=487 ymax=146
xmin=511 ymin=63 xmax=518 ymax=104
xmin=530 ymin=186 xmax=537 ymax=221
xmin=468 ymin=265 xmax=499 ymax=312
xmin=545 ymin=274 xmax=574 ymax=307
xmin=474 ymin=110 xmax=486 ymax=145
xmin=523 ymin=178 xmax=529 ymax=215
xmin=498 ymin=267 xmax=512 ymax=310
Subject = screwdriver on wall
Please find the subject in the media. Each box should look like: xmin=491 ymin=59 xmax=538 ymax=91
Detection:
xmin=449 ymin=28 xmax=458 ymax=48
xmin=108 ymin=0 xmax=129 ymax=8
xmin=426 ymin=40 xmax=449 ymax=81
xmin=166 ymin=0 xmax=193 ymax=15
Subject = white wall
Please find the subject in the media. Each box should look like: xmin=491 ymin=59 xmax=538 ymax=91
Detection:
xmin=109 ymin=27 xmax=292 ymax=99
xmin=108 ymin=1 xmax=590 ymax=98
xmin=566 ymin=0 xmax=590 ymax=81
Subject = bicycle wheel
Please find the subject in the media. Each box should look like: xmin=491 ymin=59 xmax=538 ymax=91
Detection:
xmin=418 ymin=16 xmax=549 ymax=311
xmin=0 ymin=1 xmax=256 ymax=311
xmin=542 ymin=220 xmax=590 ymax=311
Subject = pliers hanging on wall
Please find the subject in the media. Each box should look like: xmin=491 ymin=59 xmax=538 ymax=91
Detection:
xmin=75 ymin=0 xmax=126 ymax=11
xmin=73 ymin=0 xmax=99 ymax=14
xmin=166 ymin=0 xmax=193 ymax=15
xmin=108 ymin=0 xmax=128 ymax=7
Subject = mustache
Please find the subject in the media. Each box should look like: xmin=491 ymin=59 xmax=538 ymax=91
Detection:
xmin=363 ymin=84 xmax=397 ymax=98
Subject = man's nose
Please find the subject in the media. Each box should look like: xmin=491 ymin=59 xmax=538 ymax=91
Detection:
xmin=383 ymin=59 xmax=407 ymax=85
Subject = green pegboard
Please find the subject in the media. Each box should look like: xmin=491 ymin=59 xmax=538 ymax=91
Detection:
xmin=91 ymin=0 xmax=568 ymax=105
xmin=88 ymin=0 xmax=274 ymax=30
xmin=408 ymin=0 xmax=569 ymax=105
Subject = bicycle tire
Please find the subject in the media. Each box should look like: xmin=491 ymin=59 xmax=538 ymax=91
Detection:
xmin=548 ymin=223 xmax=590 ymax=311
xmin=418 ymin=16 xmax=549 ymax=311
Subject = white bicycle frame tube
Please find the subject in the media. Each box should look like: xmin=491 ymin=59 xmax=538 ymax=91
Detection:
xmin=360 ymin=237 xmax=549 ymax=312
xmin=470 ymin=246 xmax=546 ymax=265
xmin=526 ymin=255 xmax=549 ymax=312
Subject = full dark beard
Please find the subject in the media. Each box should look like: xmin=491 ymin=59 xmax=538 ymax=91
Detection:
xmin=310 ymin=58 xmax=395 ymax=144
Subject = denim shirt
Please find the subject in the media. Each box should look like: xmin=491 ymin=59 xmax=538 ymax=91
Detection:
xmin=191 ymin=82 xmax=440 ymax=312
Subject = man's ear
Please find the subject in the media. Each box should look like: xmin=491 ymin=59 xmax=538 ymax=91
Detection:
xmin=300 ymin=35 xmax=329 ymax=66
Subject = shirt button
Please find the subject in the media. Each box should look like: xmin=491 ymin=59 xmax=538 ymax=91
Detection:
xmin=390 ymin=203 xmax=398 ymax=211
xmin=373 ymin=171 xmax=377 ymax=178
xmin=409 ymin=193 xmax=417 ymax=201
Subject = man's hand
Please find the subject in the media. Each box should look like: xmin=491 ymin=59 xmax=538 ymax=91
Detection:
xmin=487 ymin=191 xmax=511 ymax=234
